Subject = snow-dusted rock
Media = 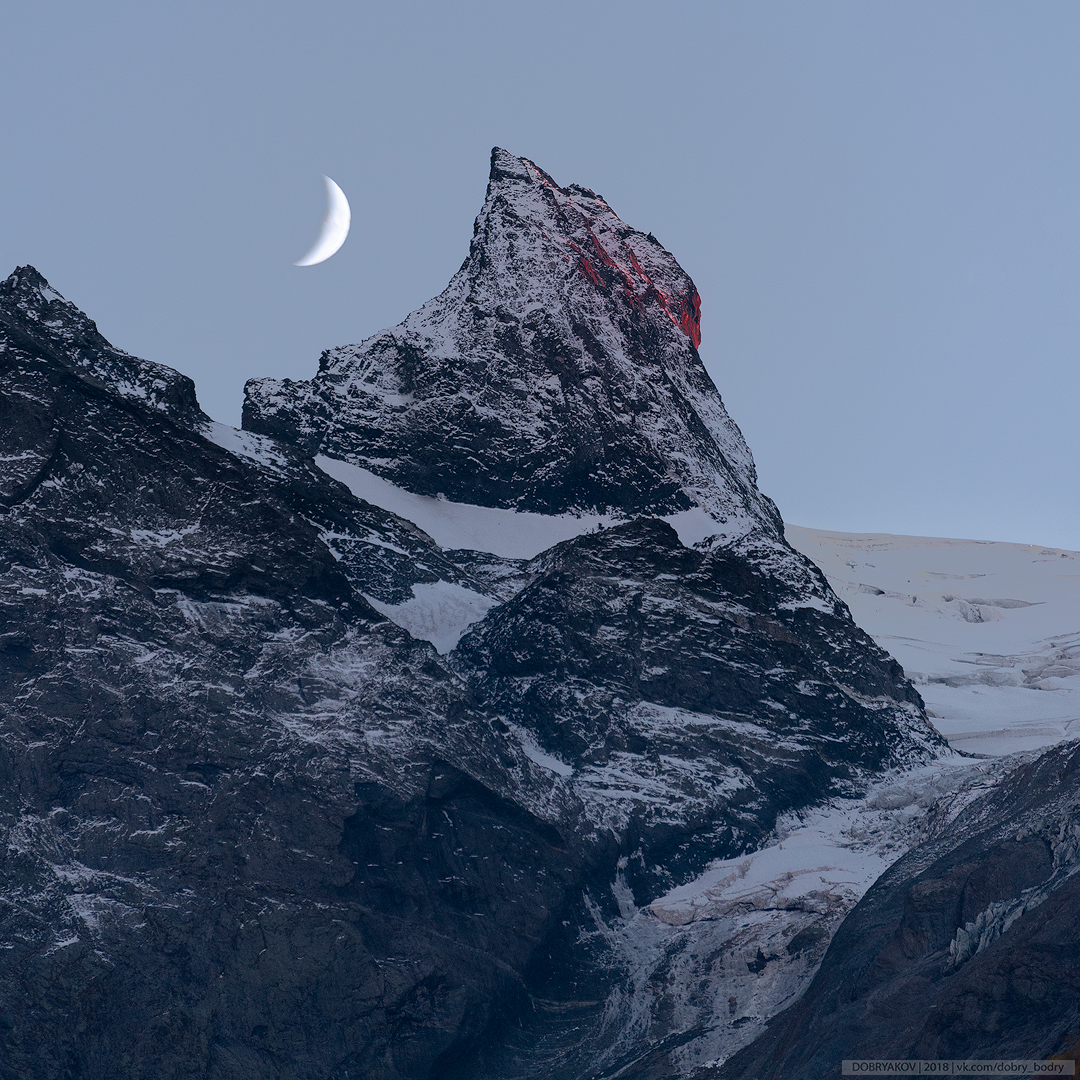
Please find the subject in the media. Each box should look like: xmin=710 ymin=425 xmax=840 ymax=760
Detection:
xmin=244 ymin=148 xmax=778 ymax=533
xmin=0 ymin=265 xmax=204 ymax=426
xmin=718 ymin=740 xmax=1080 ymax=1079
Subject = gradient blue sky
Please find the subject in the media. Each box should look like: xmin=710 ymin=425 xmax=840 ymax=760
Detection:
xmin=3 ymin=2 xmax=1077 ymax=548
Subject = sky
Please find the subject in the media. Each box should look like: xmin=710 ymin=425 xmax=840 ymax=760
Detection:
xmin=2 ymin=1 xmax=1078 ymax=549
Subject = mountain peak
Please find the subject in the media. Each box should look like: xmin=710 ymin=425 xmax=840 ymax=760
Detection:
xmin=477 ymin=147 xmax=700 ymax=348
xmin=5 ymin=263 xmax=53 ymax=292
xmin=243 ymin=151 xmax=773 ymax=530
xmin=0 ymin=265 xmax=204 ymax=426
xmin=1 ymin=264 xmax=94 ymax=330
xmin=488 ymin=145 xmax=534 ymax=183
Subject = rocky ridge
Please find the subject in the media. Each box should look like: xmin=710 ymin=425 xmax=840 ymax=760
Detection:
xmin=0 ymin=148 xmax=943 ymax=1080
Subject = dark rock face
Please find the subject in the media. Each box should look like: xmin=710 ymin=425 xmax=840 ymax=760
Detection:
xmin=456 ymin=519 xmax=930 ymax=901
xmin=715 ymin=742 xmax=1080 ymax=1080
xmin=0 ymin=265 xmax=204 ymax=427
xmin=0 ymin=149 xmax=943 ymax=1080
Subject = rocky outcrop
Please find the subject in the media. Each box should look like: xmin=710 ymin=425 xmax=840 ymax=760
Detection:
xmin=455 ymin=519 xmax=934 ymax=902
xmin=0 ymin=148 xmax=943 ymax=1080
xmin=0 ymin=265 xmax=204 ymax=428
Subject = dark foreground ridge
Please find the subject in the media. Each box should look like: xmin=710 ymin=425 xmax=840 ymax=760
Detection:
xmin=0 ymin=150 xmax=941 ymax=1080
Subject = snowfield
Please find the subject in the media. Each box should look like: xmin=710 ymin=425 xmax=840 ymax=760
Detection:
xmin=316 ymin=453 xmax=728 ymax=559
xmin=786 ymin=526 xmax=1080 ymax=757
xmin=315 ymin=452 xmax=617 ymax=558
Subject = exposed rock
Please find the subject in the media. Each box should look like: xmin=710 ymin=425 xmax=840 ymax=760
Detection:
xmin=0 ymin=265 xmax=204 ymax=427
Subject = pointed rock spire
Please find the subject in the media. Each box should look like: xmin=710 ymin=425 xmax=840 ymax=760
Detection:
xmin=244 ymin=149 xmax=780 ymax=534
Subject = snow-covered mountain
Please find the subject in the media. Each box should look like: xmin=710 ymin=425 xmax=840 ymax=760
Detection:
xmin=243 ymin=148 xmax=777 ymax=532
xmin=0 ymin=148 xmax=1008 ymax=1080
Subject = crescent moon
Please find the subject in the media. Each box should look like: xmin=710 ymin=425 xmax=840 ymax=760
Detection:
xmin=294 ymin=175 xmax=351 ymax=266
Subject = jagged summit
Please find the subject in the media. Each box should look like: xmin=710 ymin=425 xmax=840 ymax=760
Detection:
xmin=244 ymin=148 xmax=780 ymax=530
xmin=481 ymin=148 xmax=702 ymax=349
xmin=0 ymin=266 xmax=205 ymax=426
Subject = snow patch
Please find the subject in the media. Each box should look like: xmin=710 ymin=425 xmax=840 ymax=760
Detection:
xmin=202 ymin=421 xmax=293 ymax=477
xmin=317 ymin=454 xmax=617 ymax=557
xmin=787 ymin=525 xmax=1080 ymax=757
xmin=507 ymin=723 xmax=575 ymax=777
xmin=363 ymin=580 xmax=497 ymax=654
xmin=316 ymin=454 xmax=728 ymax=559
